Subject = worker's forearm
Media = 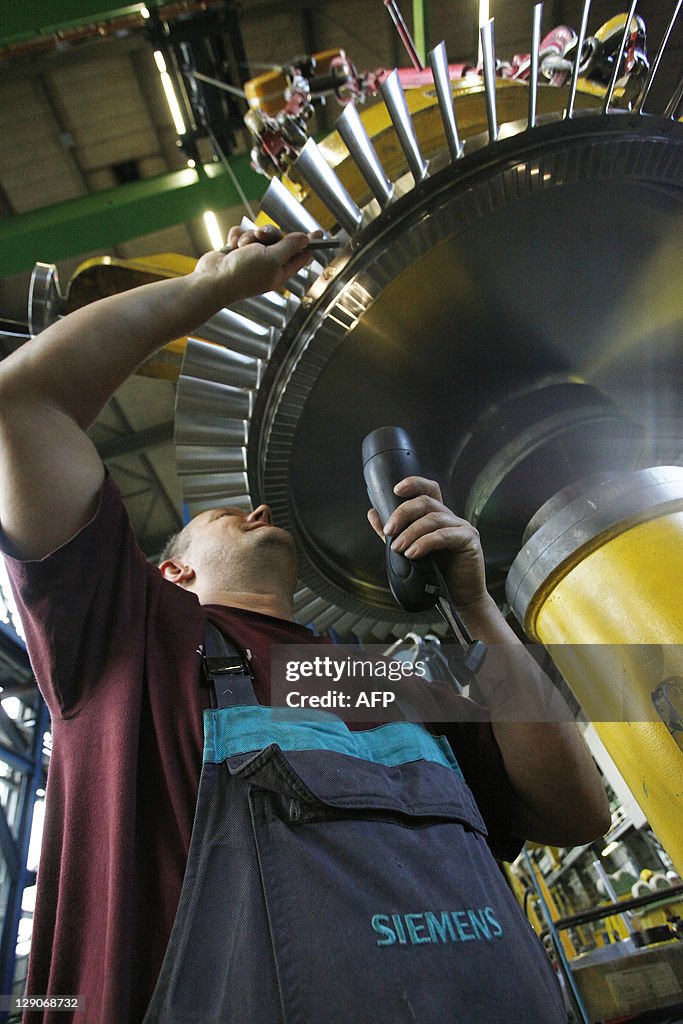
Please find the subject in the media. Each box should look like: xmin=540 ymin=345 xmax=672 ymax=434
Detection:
xmin=492 ymin=719 xmax=611 ymax=845
xmin=457 ymin=594 xmax=611 ymax=845
xmin=0 ymin=271 xmax=222 ymax=430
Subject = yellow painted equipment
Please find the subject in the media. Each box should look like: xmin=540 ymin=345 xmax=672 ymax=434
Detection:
xmin=508 ymin=471 xmax=683 ymax=874
xmin=64 ymin=253 xmax=196 ymax=380
xmin=244 ymin=50 xmax=346 ymax=117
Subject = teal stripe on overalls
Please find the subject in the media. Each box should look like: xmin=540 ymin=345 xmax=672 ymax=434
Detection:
xmin=203 ymin=705 xmax=463 ymax=777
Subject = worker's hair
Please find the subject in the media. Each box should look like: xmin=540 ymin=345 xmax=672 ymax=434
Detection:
xmin=157 ymin=524 xmax=192 ymax=567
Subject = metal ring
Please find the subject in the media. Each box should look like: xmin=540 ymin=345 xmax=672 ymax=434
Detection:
xmin=506 ymin=467 xmax=683 ymax=629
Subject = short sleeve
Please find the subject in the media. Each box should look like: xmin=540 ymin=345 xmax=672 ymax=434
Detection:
xmin=1 ymin=475 xmax=152 ymax=718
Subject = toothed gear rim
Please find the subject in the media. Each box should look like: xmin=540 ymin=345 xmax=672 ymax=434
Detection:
xmin=247 ymin=114 xmax=683 ymax=624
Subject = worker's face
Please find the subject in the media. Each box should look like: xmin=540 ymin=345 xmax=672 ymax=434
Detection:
xmin=183 ymin=503 xmax=296 ymax=574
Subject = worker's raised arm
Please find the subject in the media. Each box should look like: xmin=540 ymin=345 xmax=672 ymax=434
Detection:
xmin=0 ymin=227 xmax=311 ymax=561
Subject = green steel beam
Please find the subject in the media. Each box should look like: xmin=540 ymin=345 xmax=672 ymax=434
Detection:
xmin=411 ymin=0 xmax=429 ymax=67
xmin=412 ymin=0 xmax=429 ymax=68
xmin=0 ymin=2 xmax=175 ymax=48
xmin=0 ymin=0 xmax=339 ymax=47
xmin=0 ymin=157 xmax=267 ymax=278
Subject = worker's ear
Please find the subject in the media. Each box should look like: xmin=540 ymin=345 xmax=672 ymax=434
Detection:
xmin=159 ymin=559 xmax=196 ymax=587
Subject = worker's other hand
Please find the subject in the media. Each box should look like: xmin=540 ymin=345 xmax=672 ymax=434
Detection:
xmin=194 ymin=224 xmax=320 ymax=300
xmin=367 ymin=476 xmax=488 ymax=611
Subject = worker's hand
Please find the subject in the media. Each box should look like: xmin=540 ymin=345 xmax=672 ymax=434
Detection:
xmin=367 ymin=476 xmax=488 ymax=611
xmin=194 ymin=224 xmax=319 ymax=300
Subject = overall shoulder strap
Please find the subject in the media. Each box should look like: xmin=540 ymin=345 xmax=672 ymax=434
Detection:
xmin=203 ymin=621 xmax=258 ymax=709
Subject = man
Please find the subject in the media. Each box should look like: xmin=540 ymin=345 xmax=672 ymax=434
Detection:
xmin=0 ymin=225 xmax=610 ymax=1024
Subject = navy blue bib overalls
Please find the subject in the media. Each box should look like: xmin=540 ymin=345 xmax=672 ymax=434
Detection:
xmin=142 ymin=630 xmax=567 ymax=1023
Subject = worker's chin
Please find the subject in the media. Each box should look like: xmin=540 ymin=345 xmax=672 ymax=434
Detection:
xmin=251 ymin=524 xmax=295 ymax=550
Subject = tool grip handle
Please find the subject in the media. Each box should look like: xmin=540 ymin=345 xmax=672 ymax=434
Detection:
xmin=362 ymin=426 xmax=439 ymax=612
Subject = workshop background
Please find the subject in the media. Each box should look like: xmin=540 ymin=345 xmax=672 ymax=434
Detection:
xmin=0 ymin=2 xmax=682 ymax=1021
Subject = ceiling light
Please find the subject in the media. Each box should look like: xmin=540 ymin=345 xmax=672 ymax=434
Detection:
xmin=1 ymin=697 xmax=21 ymax=721
xmin=140 ymin=4 xmax=151 ymax=18
xmin=161 ymin=75 xmax=187 ymax=135
xmin=153 ymin=51 xmax=187 ymax=136
xmin=601 ymin=840 xmax=619 ymax=857
xmin=203 ymin=211 xmax=224 ymax=251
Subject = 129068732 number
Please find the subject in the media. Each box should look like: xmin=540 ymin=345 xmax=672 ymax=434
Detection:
xmin=0 ymin=995 xmax=84 ymax=1011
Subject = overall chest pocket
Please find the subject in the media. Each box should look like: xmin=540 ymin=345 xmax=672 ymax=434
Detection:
xmin=234 ymin=738 xmax=486 ymax=827
xmin=230 ymin=740 xmax=566 ymax=1024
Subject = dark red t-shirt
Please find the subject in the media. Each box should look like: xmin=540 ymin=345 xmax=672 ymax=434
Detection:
xmin=2 ymin=476 xmax=519 ymax=1024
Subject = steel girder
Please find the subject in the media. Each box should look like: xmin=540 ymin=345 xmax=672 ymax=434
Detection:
xmin=0 ymin=2 xmax=181 ymax=48
xmin=0 ymin=158 xmax=265 ymax=278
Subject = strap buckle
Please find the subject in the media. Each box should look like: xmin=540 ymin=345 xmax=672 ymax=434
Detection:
xmin=204 ymin=655 xmax=251 ymax=676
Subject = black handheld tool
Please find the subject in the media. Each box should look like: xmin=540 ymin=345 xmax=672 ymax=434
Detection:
xmin=362 ymin=426 xmax=441 ymax=612
xmin=362 ymin=426 xmax=488 ymax=688
xmin=219 ymin=237 xmax=342 ymax=255
xmin=304 ymin=238 xmax=344 ymax=251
